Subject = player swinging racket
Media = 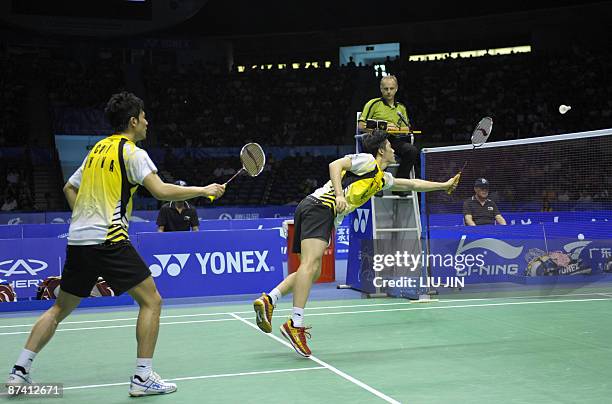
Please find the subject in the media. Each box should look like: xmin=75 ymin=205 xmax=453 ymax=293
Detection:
xmin=253 ymin=130 xmax=459 ymax=357
xmin=6 ymin=92 xmax=225 ymax=397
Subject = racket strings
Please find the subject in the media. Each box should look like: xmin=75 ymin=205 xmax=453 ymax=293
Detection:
xmin=241 ymin=143 xmax=265 ymax=176
xmin=471 ymin=117 xmax=493 ymax=146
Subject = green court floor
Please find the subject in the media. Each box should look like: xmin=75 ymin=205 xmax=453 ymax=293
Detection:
xmin=2 ymin=291 xmax=612 ymax=403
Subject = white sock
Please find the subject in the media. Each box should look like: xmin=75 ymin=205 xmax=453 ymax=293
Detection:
xmin=268 ymin=288 xmax=282 ymax=305
xmin=291 ymin=307 xmax=305 ymax=327
xmin=134 ymin=358 xmax=153 ymax=381
xmin=15 ymin=349 xmax=37 ymax=373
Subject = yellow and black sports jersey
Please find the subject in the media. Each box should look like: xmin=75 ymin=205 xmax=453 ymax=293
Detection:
xmin=311 ymin=153 xmax=394 ymax=227
xmin=67 ymin=134 xmax=157 ymax=245
xmin=358 ymin=97 xmax=409 ymax=128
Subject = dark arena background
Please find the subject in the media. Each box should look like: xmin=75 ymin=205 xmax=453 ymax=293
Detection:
xmin=1 ymin=1 xmax=612 ymax=402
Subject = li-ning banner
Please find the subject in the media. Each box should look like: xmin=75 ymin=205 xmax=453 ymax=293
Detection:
xmin=136 ymin=229 xmax=284 ymax=298
xmin=428 ymin=222 xmax=612 ymax=283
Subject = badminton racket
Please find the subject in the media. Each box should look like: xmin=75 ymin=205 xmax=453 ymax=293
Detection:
xmin=208 ymin=142 xmax=266 ymax=202
xmin=447 ymin=116 xmax=493 ymax=194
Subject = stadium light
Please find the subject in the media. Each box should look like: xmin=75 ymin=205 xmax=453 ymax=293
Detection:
xmin=409 ymin=45 xmax=531 ymax=62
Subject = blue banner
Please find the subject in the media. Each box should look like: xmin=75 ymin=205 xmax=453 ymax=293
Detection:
xmin=22 ymin=224 xmax=70 ymax=239
xmin=197 ymin=206 xmax=295 ymax=220
xmin=335 ymin=217 xmax=350 ymax=259
xmin=429 ymin=225 xmax=547 ymax=282
xmin=44 ymin=212 xmax=74 ymax=224
xmin=128 ymin=222 xmax=158 ymax=234
xmin=0 ymin=238 xmax=65 ymax=299
xmin=346 ymin=201 xmax=374 ymax=290
xmin=0 ymin=207 xmax=297 ymax=225
xmin=0 ymin=213 xmax=45 ymax=225
xmin=0 ymin=228 xmax=285 ymax=300
xmin=0 ymin=226 xmax=22 ymax=239
xmin=428 ymin=222 xmax=612 ymax=283
xmin=428 ymin=210 xmax=612 ymax=228
xmin=199 ymin=218 xmax=286 ymax=230
xmin=136 ymin=229 xmax=284 ymax=298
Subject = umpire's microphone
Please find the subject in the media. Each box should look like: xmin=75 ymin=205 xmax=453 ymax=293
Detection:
xmin=397 ymin=111 xmax=410 ymax=127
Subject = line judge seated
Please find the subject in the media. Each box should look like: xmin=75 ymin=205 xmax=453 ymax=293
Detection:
xmin=156 ymin=180 xmax=200 ymax=232
xmin=463 ymin=178 xmax=507 ymax=226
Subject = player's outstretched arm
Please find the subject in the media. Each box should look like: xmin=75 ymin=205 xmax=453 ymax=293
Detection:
xmin=392 ymin=174 xmax=460 ymax=193
xmin=143 ymin=173 xmax=225 ymax=201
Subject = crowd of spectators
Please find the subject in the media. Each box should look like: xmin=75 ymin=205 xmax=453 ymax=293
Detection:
xmin=45 ymin=52 xmax=124 ymax=134
xmin=0 ymin=54 xmax=27 ymax=147
xmin=1 ymin=45 xmax=611 ymax=209
xmin=137 ymin=151 xmax=329 ymax=207
xmin=383 ymin=46 xmax=612 ymax=143
xmin=144 ymin=62 xmax=358 ymax=148
xmin=0 ymin=161 xmax=34 ymax=212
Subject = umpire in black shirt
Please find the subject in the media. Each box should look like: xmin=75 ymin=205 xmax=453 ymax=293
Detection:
xmin=157 ymin=180 xmax=200 ymax=232
xmin=463 ymin=178 xmax=507 ymax=226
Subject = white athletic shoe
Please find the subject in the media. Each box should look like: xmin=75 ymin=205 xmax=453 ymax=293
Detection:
xmin=6 ymin=368 xmax=33 ymax=395
xmin=128 ymin=372 xmax=177 ymax=397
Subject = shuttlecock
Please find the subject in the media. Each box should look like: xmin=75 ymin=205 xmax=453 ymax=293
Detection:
xmin=559 ymin=104 xmax=571 ymax=114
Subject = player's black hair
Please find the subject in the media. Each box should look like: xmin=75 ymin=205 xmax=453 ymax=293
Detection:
xmin=104 ymin=92 xmax=144 ymax=133
xmin=361 ymin=130 xmax=389 ymax=157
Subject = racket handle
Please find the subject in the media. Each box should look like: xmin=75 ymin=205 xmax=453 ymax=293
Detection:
xmin=207 ymin=168 xmax=244 ymax=203
xmin=446 ymin=172 xmax=462 ymax=195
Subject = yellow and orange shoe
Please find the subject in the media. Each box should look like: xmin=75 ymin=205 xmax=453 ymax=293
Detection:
xmin=280 ymin=319 xmax=312 ymax=357
xmin=253 ymin=293 xmax=275 ymax=333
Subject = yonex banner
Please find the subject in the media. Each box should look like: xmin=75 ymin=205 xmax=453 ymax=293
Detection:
xmin=136 ymin=229 xmax=284 ymax=298
xmin=0 ymin=229 xmax=284 ymax=300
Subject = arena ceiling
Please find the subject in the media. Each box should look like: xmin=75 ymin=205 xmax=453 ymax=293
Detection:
xmin=171 ymin=0 xmax=607 ymax=36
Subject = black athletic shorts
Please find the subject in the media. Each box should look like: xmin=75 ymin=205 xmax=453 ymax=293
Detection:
xmin=60 ymin=240 xmax=151 ymax=297
xmin=292 ymin=196 xmax=335 ymax=254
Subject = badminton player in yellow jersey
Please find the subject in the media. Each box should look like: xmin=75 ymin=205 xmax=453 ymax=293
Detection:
xmin=6 ymin=92 xmax=225 ymax=397
xmin=254 ymin=130 xmax=459 ymax=357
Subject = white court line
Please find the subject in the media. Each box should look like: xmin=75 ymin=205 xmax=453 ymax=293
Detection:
xmin=0 ymin=318 xmax=236 ymax=336
xmin=1 ymin=292 xmax=606 ymax=329
xmin=61 ymin=366 xmax=325 ymax=391
xmin=2 ymin=297 xmax=611 ymax=335
xmin=230 ymin=313 xmax=401 ymax=404
xmin=303 ymin=297 xmax=612 ymax=318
